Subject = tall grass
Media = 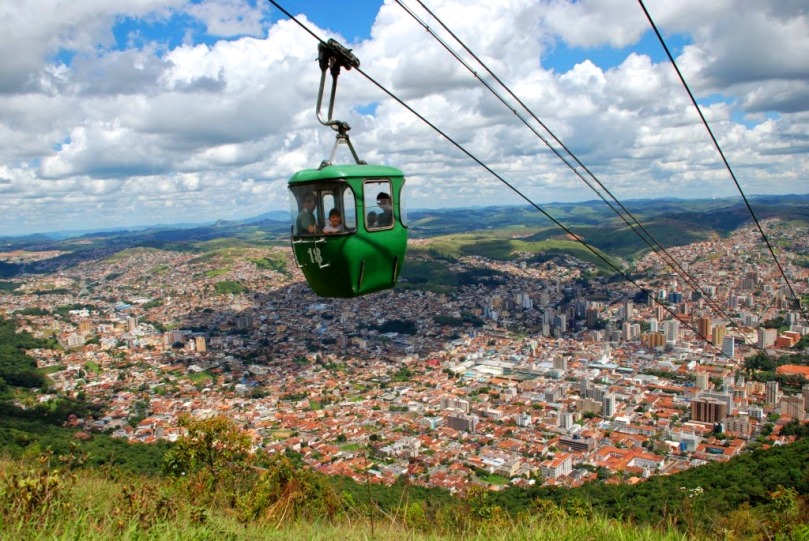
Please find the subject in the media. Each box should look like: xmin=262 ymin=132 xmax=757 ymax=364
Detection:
xmin=1 ymin=454 xmax=697 ymax=541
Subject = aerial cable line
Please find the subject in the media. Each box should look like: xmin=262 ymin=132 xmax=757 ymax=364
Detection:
xmin=396 ymin=0 xmax=750 ymax=343
xmin=266 ymin=0 xmax=736 ymax=360
xmin=638 ymin=0 xmax=809 ymax=327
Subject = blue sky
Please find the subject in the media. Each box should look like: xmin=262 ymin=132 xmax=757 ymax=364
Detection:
xmin=0 ymin=0 xmax=807 ymax=236
xmin=266 ymin=0 xmax=383 ymax=42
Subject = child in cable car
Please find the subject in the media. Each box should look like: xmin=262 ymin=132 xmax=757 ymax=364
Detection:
xmin=323 ymin=208 xmax=345 ymax=234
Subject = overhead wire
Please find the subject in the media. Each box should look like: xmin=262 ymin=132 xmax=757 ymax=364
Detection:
xmin=265 ymin=0 xmax=745 ymax=360
xmin=637 ymin=0 xmax=809 ymax=327
xmin=395 ymin=0 xmax=762 ymax=353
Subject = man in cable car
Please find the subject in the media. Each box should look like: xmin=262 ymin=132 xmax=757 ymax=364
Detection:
xmin=376 ymin=193 xmax=393 ymax=227
xmin=296 ymin=192 xmax=318 ymax=235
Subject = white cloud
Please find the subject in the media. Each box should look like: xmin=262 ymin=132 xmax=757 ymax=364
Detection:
xmin=0 ymin=0 xmax=807 ymax=235
xmin=186 ymin=0 xmax=270 ymax=37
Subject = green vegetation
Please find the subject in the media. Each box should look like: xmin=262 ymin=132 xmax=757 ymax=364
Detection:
xmin=143 ymin=298 xmax=163 ymax=309
xmin=147 ymin=264 xmax=170 ymax=274
xmin=187 ymin=371 xmax=212 ymax=385
xmin=0 ymin=317 xmax=50 ymax=390
xmin=1 ymin=414 xmax=807 ymax=540
xmin=84 ymin=361 xmax=101 ymax=375
xmin=434 ymin=314 xmax=485 ymax=327
xmin=0 ymin=262 xmax=20 ymax=278
xmin=400 ymin=257 xmax=505 ymax=292
xmin=205 ymin=268 xmax=230 ymax=278
xmin=369 ymin=319 xmax=417 ymax=335
xmin=0 ymin=280 xmax=18 ymax=292
xmin=53 ymin=303 xmax=97 ymax=318
xmin=213 ymin=280 xmax=248 ymax=294
xmin=0 ymin=417 xmax=169 ymax=475
xmin=250 ymin=251 xmax=288 ymax=274
xmin=15 ymin=307 xmax=50 ymax=316
xmin=187 ymin=239 xmax=264 ymax=266
xmin=744 ymin=350 xmax=809 ymax=392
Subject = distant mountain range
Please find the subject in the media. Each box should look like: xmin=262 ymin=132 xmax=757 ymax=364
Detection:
xmin=1 ymin=194 xmax=807 ymax=278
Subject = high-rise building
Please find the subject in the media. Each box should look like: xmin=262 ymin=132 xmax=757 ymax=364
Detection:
xmin=577 ymin=398 xmax=602 ymax=414
xmin=602 ymin=394 xmax=616 ymax=418
xmin=757 ymin=327 xmax=777 ymax=348
xmin=446 ymin=413 xmax=478 ymax=433
xmin=235 ymin=315 xmax=253 ymax=330
xmin=586 ymin=307 xmax=599 ymax=328
xmin=195 ymin=335 xmax=207 ymax=353
xmin=722 ymin=336 xmax=735 ymax=359
xmin=622 ymin=322 xmax=633 ymax=341
xmin=722 ymin=415 xmax=751 ymax=438
xmin=713 ymin=325 xmax=727 ymax=349
xmin=440 ymin=396 xmax=470 ymax=414
xmin=579 ymin=377 xmax=590 ymax=396
xmin=697 ymin=317 xmax=712 ymax=342
xmin=663 ymin=319 xmax=679 ymax=345
xmin=695 ymin=372 xmax=709 ymax=390
xmin=691 ymin=399 xmax=727 ymax=423
xmin=779 ymin=395 xmax=805 ymax=420
xmin=642 ymin=332 xmax=666 ymax=348
xmin=765 ymin=381 xmax=780 ymax=405
xmin=699 ymin=391 xmax=733 ymax=410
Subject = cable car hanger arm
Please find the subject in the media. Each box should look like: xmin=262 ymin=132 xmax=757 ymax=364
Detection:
xmin=315 ymin=38 xmax=366 ymax=166
xmin=316 ymin=39 xmax=358 ymax=133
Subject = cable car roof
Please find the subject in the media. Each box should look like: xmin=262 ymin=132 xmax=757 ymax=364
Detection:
xmin=288 ymin=163 xmax=404 ymax=184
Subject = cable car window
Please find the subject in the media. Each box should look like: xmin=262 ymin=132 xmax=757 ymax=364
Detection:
xmin=341 ymin=188 xmax=357 ymax=229
xmin=364 ymin=179 xmax=393 ymax=230
xmin=289 ymin=183 xmax=356 ymax=236
xmin=398 ymin=181 xmax=408 ymax=227
xmin=289 ymin=187 xmax=319 ymax=236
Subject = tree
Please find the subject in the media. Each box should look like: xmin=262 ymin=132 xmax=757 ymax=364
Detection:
xmin=163 ymin=414 xmax=253 ymax=482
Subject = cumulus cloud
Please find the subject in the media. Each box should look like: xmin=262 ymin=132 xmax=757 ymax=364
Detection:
xmin=0 ymin=0 xmax=807 ymax=235
xmin=186 ymin=0 xmax=270 ymax=37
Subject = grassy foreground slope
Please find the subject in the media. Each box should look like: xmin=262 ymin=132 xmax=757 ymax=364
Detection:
xmin=0 ymin=452 xmax=693 ymax=541
xmin=2 ymin=414 xmax=808 ymax=541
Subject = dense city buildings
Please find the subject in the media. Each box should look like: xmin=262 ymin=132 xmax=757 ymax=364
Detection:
xmin=1 ymin=219 xmax=807 ymax=493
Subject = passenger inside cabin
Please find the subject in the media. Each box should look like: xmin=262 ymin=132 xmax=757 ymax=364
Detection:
xmin=367 ymin=211 xmax=378 ymax=229
xmin=296 ymin=192 xmax=317 ymax=235
xmin=376 ymin=193 xmax=392 ymax=226
xmin=322 ymin=208 xmax=345 ymax=234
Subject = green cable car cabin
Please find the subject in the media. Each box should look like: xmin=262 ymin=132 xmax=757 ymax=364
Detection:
xmin=288 ymin=165 xmax=407 ymax=298
xmin=286 ymin=38 xmax=408 ymax=298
